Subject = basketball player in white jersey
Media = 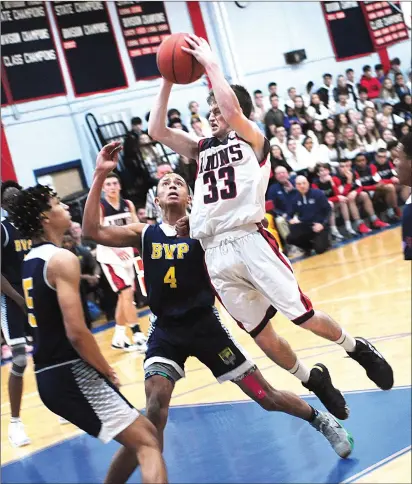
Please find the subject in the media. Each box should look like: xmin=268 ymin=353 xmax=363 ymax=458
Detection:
xmin=149 ymin=34 xmax=394 ymax=395
xmin=96 ymin=172 xmax=147 ymax=352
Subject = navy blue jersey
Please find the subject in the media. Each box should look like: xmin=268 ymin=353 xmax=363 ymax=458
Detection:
xmin=1 ymin=218 xmax=32 ymax=285
xmin=402 ymin=200 xmax=412 ymax=260
xmin=142 ymin=224 xmax=214 ymax=322
xmin=22 ymin=243 xmax=90 ymax=369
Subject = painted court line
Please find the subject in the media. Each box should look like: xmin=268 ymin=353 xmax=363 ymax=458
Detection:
xmin=316 ymin=287 xmax=408 ymax=305
xmin=341 ymin=445 xmax=411 ymax=483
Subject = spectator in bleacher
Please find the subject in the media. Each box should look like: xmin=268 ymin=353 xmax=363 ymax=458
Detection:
xmin=286 ymin=175 xmax=331 ymax=255
xmin=138 ymin=133 xmax=163 ymax=178
xmin=311 ymin=119 xmax=325 ymax=144
xmin=337 ymin=159 xmax=382 ymax=234
xmin=379 ymin=78 xmax=400 ymax=106
xmin=394 ymin=73 xmax=410 ymax=98
xmin=407 ymin=71 xmax=412 ymax=93
xmin=336 ymin=113 xmax=350 ymax=138
xmin=347 ymin=109 xmax=361 ymax=127
xmin=313 ymin=163 xmax=355 ymax=238
xmin=364 ymin=117 xmax=381 ymax=144
xmin=266 ymin=166 xmax=296 ymax=244
xmin=167 ymin=108 xmax=189 ymax=132
xmin=394 ymin=94 xmax=412 ymax=123
xmin=360 ymin=65 xmax=381 ymax=100
xmin=356 ymin=123 xmax=378 ymax=155
xmin=388 ymin=57 xmax=404 ymax=82
xmin=289 ymin=122 xmax=305 ymax=143
xmin=136 ymin=207 xmax=147 ymax=223
xmin=317 ymin=73 xmax=334 ymax=108
xmin=145 ymin=164 xmax=173 ymax=223
xmin=375 ymin=64 xmax=385 ymax=84
xmin=325 ymin=117 xmax=338 ymax=134
xmin=283 ymin=107 xmax=300 ymax=131
xmin=377 ymin=128 xmax=398 ymax=149
xmin=342 ymin=126 xmax=362 ymax=160
xmin=264 ymin=94 xmax=285 ymax=132
xmin=268 ymin=81 xmax=278 ymax=96
xmin=187 ymin=101 xmax=210 ymax=135
xmin=285 ymin=87 xmax=297 ymax=109
xmin=356 ymin=86 xmax=375 ymax=112
xmin=293 ymin=96 xmax=309 ymax=128
xmin=190 ymin=115 xmax=211 ymax=139
xmin=332 ymin=89 xmax=355 ymax=115
xmin=353 ymin=153 xmax=399 ymax=223
xmin=270 ymin=125 xmax=288 ymax=153
xmin=301 ymin=136 xmax=320 ymax=174
xmin=302 ymin=81 xmax=315 ymax=107
xmin=333 ymin=75 xmax=348 ymax=101
xmin=376 ymin=104 xmax=404 ymax=133
xmin=345 ymin=68 xmax=359 ymax=103
xmin=362 ymin=106 xmax=377 ymax=121
xmin=285 ymin=138 xmax=300 ymax=171
xmin=270 ymin=145 xmax=292 ymax=173
xmin=400 ymin=123 xmax=411 ymax=137
xmin=253 ymin=89 xmax=267 ymax=123
xmin=318 ymin=131 xmax=341 ymax=168
xmin=373 ymin=148 xmax=409 ymax=203
xmin=306 ymin=93 xmax=330 ymax=121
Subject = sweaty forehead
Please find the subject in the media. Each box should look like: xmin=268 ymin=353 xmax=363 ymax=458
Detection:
xmin=160 ymin=173 xmax=185 ymax=184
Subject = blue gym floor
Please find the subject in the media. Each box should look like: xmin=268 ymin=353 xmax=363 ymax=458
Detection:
xmin=2 ymin=386 xmax=411 ymax=484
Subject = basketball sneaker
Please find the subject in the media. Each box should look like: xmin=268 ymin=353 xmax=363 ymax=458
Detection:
xmin=310 ymin=411 xmax=354 ymax=458
xmin=303 ymin=364 xmax=349 ymax=420
xmin=347 ymin=337 xmax=394 ymax=390
xmin=358 ymin=223 xmax=372 ymax=235
xmin=372 ymin=218 xmax=390 ymax=229
xmin=132 ymin=332 xmax=148 ymax=353
xmin=8 ymin=419 xmax=31 ymax=447
xmin=111 ymin=335 xmax=143 ymax=353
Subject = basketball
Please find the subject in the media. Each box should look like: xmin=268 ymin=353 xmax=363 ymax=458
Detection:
xmin=156 ymin=33 xmax=205 ymax=84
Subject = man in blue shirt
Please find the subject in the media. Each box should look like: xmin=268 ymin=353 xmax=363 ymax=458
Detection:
xmin=395 ymin=133 xmax=412 ymax=260
xmin=287 ymin=175 xmax=331 ymax=255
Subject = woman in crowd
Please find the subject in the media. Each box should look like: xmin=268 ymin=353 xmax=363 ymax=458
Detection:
xmin=336 ymin=113 xmax=350 ymax=139
xmin=341 ymin=126 xmax=362 ymax=160
xmin=284 ymin=106 xmax=300 ymax=131
xmin=306 ymin=93 xmax=330 ymax=121
xmin=394 ymin=94 xmax=412 ymax=123
xmin=347 ymin=109 xmax=361 ymax=128
xmin=376 ymin=103 xmax=405 ymax=132
xmin=379 ymin=77 xmax=400 ymax=106
xmin=293 ymin=96 xmax=309 ymax=129
xmin=326 ymin=117 xmax=338 ymax=134
xmin=377 ymin=128 xmax=398 ymax=149
xmin=356 ymin=123 xmax=378 ymax=155
xmin=270 ymin=145 xmax=293 ymax=173
xmin=318 ymin=131 xmax=341 ymax=168
xmin=363 ymin=106 xmax=377 ymax=121
xmin=310 ymin=119 xmax=325 ymax=144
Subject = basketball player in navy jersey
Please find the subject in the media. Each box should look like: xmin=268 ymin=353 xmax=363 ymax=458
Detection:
xmin=1 ymin=181 xmax=32 ymax=447
xmin=395 ymin=133 xmax=412 ymax=259
xmin=8 ymin=184 xmax=167 ymax=484
xmin=96 ymin=172 xmax=147 ymax=352
xmin=149 ymin=34 xmax=393 ymax=394
xmin=83 ymin=142 xmax=355 ymax=467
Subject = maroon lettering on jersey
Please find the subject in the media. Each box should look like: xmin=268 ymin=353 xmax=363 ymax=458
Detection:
xmin=198 ymin=142 xmax=244 ymax=175
xmin=354 ymin=165 xmax=377 ymax=186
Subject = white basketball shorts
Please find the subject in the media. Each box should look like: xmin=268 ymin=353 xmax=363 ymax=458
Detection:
xmin=204 ymin=226 xmax=314 ymax=337
xmin=100 ymin=262 xmax=135 ymax=294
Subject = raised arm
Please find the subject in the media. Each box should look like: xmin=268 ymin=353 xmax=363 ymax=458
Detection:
xmin=82 ymin=142 xmax=145 ymax=247
xmin=148 ymin=79 xmax=198 ymax=159
xmin=182 ymin=35 xmax=265 ymax=158
xmin=48 ymin=250 xmax=118 ymax=385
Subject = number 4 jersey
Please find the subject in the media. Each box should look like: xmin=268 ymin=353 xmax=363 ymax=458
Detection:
xmin=190 ymin=131 xmax=271 ymax=243
xmin=142 ymin=224 xmax=214 ymax=321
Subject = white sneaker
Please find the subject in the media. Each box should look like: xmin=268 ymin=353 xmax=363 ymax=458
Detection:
xmin=112 ymin=335 xmax=141 ymax=353
xmin=331 ymin=229 xmax=345 ymax=240
xmin=8 ymin=420 xmax=31 ymax=447
xmin=132 ymin=331 xmax=148 ymax=353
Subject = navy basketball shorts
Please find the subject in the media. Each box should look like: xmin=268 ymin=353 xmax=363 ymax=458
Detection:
xmin=144 ymin=306 xmax=254 ymax=384
xmin=1 ymin=284 xmax=28 ymax=347
xmin=36 ymin=359 xmax=139 ymax=443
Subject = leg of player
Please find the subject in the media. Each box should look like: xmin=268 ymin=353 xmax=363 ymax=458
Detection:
xmin=233 ymin=367 xmax=353 ymax=459
xmin=339 ymin=198 xmax=357 ymax=235
xmin=347 ymin=191 xmax=371 ymax=234
xmin=119 ymin=287 xmax=147 ymax=349
xmin=300 ymin=310 xmax=394 ymax=390
xmin=254 ymin=323 xmax=349 ymax=420
xmin=105 ymin=415 xmax=167 ymax=484
xmin=8 ymin=343 xmax=30 ymax=447
xmin=112 ymin=288 xmax=141 ymax=352
xmin=329 ymin=202 xmax=344 ymax=240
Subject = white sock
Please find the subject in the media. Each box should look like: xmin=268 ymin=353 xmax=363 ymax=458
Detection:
xmin=114 ymin=325 xmax=126 ymax=339
xmin=335 ymin=329 xmax=356 ymax=352
xmin=10 ymin=417 xmax=21 ymax=424
xmin=345 ymin=221 xmax=353 ymax=230
xmin=288 ymin=359 xmax=310 ymax=383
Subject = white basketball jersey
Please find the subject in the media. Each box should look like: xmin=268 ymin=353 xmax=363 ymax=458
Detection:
xmin=96 ymin=198 xmax=134 ymax=265
xmin=190 ymin=131 xmax=270 ymax=242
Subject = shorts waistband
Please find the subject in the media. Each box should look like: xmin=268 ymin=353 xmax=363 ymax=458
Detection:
xmin=200 ymin=224 xmax=258 ymax=250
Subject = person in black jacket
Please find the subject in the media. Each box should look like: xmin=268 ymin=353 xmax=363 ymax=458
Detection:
xmin=317 ymin=73 xmax=334 ymax=108
xmin=287 ymin=175 xmax=331 ymax=255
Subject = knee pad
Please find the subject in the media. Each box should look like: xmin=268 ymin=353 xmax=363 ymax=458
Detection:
xmin=11 ymin=344 xmax=27 ymax=377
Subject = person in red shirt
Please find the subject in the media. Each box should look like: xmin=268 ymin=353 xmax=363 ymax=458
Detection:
xmin=360 ymin=65 xmax=382 ymax=100
xmin=353 ymin=153 xmax=399 ymax=223
xmin=373 ymin=148 xmax=410 ymax=203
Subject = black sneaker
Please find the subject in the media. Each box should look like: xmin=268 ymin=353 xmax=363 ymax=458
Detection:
xmin=347 ymin=337 xmax=394 ymax=390
xmin=303 ymin=364 xmax=349 ymax=420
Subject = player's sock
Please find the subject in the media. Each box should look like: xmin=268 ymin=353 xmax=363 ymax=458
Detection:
xmin=334 ymin=329 xmax=356 ymax=352
xmin=288 ymin=359 xmax=310 ymax=383
xmin=10 ymin=417 xmax=21 ymax=424
xmin=354 ymin=219 xmax=363 ymax=227
xmin=370 ymin=214 xmax=378 ymax=222
xmin=386 ymin=207 xmax=395 ymax=217
xmin=130 ymin=323 xmax=142 ymax=334
xmin=113 ymin=325 xmax=126 ymax=342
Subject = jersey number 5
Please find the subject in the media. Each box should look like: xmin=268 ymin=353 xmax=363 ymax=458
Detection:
xmin=23 ymin=277 xmax=38 ymax=328
xmin=164 ymin=266 xmax=177 ymax=288
xmin=203 ymin=166 xmax=237 ymax=204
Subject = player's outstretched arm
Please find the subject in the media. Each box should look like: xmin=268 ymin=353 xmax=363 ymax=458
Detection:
xmin=82 ymin=142 xmax=145 ymax=247
xmin=148 ymin=78 xmax=198 ymax=159
xmin=182 ymin=34 xmax=265 ymax=158
xmin=49 ymin=250 xmax=119 ymax=386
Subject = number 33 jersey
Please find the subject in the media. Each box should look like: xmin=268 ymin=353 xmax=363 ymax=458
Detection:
xmin=142 ymin=224 xmax=214 ymax=321
xmin=190 ymin=131 xmax=271 ymax=242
